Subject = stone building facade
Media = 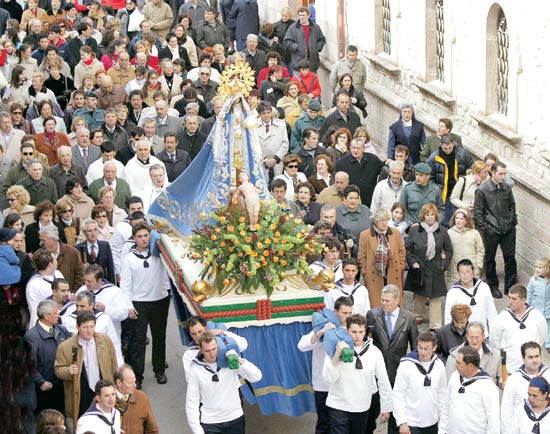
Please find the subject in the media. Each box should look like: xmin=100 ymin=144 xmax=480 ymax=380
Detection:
xmin=262 ymin=0 xmax=550 ymax=274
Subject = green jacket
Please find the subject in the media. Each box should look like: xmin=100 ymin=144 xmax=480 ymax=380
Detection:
xmin=420 ymin=133 xmax=462 ymax=162
xmin=290 ymin=113 xmax=326 ymax=153
xmin=16 ymin=176 xmax=58 ymax=206
xmin=88 ymin=177 xmax=132 ymax=210
xmin=4 ymin=162 xmax=50 ymax=194
xmin=399 ymin=181 xmax=445 ymax=226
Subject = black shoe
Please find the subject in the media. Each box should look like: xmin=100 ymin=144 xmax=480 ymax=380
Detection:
xmin=164 ymin=362 xmax=169 ymax=369
xmin=135 ymin=380 xmax=142 ymax=390
xmin=155 ymin=372 xmax=167 ymax=384
xmin=491 ymin=288 xmax=503 ymax=298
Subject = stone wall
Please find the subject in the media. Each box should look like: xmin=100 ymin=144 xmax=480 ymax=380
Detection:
xmin=260 ymin=0 xmax=550 ymax=274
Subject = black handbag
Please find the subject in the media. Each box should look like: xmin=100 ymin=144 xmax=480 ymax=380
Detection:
xmin=408 ymin=267 xmax=424 ymax=288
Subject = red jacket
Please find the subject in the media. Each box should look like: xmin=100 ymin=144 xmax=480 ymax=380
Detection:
xmin=291 ymin=71 xmax=321 ymax=98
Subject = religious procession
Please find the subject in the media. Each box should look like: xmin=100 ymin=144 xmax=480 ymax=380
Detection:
xmin=0 ymin=1 xmax=549 ymax=434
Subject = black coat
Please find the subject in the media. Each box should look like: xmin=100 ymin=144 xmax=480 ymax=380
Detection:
xmin=273 ymin=18 xmax=295 ymax=65
xmin=367 ymin=306 xmax=418 ymax=384
xmin=473 ymin=179 xmax=517 ymax=235
xmin=156 ymin=149 xmax=191 ymax=182
xmin=75 ymin=240 xmax=115 ymax=284
xmin=177 ymin=130 xmax=207 ymax=161
xmin=319 ymin=108 xmax=361 ymax=139
xmin=66 ymin=37 xmax=101 ymax=71
xmin=334 ymin=152 xmax=384 ymax=207
xmin=101 ymin=124 xmax=129 ymax=152
xmin=435 ymin=322 xmax=467 ymax=362
xmin=404 ymin=224 xmax=453 ymax=298
xmin=114 ymin=144 xmax=136 ymax=166
xmin=25 ymin=221 xmax=68 ymax=254
xmin=157 ymin=46 xmax=192 ymax=72
xmin=296 ymin=146 xmax=328 ymax=178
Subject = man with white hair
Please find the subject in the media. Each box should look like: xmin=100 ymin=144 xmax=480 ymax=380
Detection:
xmin=136 ymin=164 xmax=170 ymax=213
xmin=88 ymin=160 xmax=132 ymax=210
xmin=40 ymin=226 xmax=84 ymax=290
xmin=141 ymin=117 xmax=165 ymax=155
xmin=244 ymin=34 xmax=266 ymax=80
xmin=125 ymin=140 xmax=167 ymax=194
xmin=370 ymin=160 xmax=408 ymax=213
xmin=16 ymin=159 xmax=59 ymax=205
xmin=49 ymin=146 xmax=88 ymax=197
xmin=75 ymin=220 xmax=115 ymax=283
xmin=153 ymin=99 xmax=182 ymax=138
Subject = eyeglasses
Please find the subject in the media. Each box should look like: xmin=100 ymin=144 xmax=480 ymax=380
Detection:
xmin=12 ymin=111 xmax=22 ymax=115
xmin=95 ymin=214 xmax=108 ymax=219
xmin=287 ymin=164 xmax=299 ymax=169
xmin=199 ymin=72 xmax=210 ymax=76
xmin=7 ymin=198 xmax=16 ymax=202
xmin=22 ymin=152 xmax=34 ymax=156
xmin=60 ymin=209 xmax=73 ymax=213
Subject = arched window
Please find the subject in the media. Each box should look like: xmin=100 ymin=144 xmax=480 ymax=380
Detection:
xmin=425 ymin=0 xmax=445 ymax=83
xmin=375 ymin=0 xmax=392 ymax=55
xmin=486 ymin=4 xmax=509 ymax=116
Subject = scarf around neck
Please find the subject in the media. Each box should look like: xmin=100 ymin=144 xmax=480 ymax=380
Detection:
xmin=420 ymin=221 xmax=439 ymax=260
xmin=373 ymin=226 xmax=391 ymax=276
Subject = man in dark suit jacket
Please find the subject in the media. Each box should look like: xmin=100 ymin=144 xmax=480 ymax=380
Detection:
xmin=116 ymin=127 xmax=145 ymax=166
xmin=75 ymin=219 xmax=115 ymax=284
xmin=88 ymin=161 xmax=132 ymax=209
xmin=71 ymin=128 xmax=101 ymax=172
xmin=156 ymin=133 xmax=190 ymax=182
xmin=367 ymin=284 xmax=418 ymax=434
xmin=177 ymin=114 xmax=207 ymax=161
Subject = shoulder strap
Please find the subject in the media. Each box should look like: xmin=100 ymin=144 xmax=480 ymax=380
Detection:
xmin=458 ymin=176 xmax=466 ymax=200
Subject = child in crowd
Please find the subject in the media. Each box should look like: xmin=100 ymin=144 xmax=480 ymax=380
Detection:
xmin=527 ymin=257 xmax=550 ymax=353
xmin=0 ymin=228 xmax=21 ymax=304
xmin=390 ymin=202 xmax=408 ymax=239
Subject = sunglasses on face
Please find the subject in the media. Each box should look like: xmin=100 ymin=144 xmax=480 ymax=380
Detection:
xmin=8 ymin=198 xmax=16 ymax=202
xmin=12 ymin=111 xmax=22 ymax=115
xmin=22 ymin=152 xmax=34 ymax=156
xmin=287 ymin=164 xmax=298 ymax=169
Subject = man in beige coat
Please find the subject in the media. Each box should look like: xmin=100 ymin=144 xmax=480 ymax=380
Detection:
xmin=55 ymin=310 xmax=118 ymax=421
xmin=143 ymin=0 xmax=174 ymax=40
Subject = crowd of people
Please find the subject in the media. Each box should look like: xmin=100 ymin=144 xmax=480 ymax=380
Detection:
xmin=0 ymin=1 xmax=549 ymax=434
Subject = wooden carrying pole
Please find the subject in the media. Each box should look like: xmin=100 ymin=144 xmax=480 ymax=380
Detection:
xmin=501 ymin=350 xmax=507 ymax=386
xmin=72 ymin=345 xmax=79 ymax=434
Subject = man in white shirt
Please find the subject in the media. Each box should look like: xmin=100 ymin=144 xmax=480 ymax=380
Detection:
xmin=492 ymin=284 xmax=548 ymax=373
xmin=501 ymin=341 xmax=550 ymax=434
xmin=325 ymin=258 xmax=370 ymax=315
xmin=86 ymin=141 xmax=127 ymax=185
xmin=125 ymin=140 xmax=167 ymax=194
xmin=186 ymin=331 xmax=262 ymax=434
xmin=120 ymin=222 xmax=170 ymax=389
xmin=323 ymin=314 xmax=392 ymax=434
xmin=135 ymin=164 xmax=169 ymax=213
xmin=298 ymin=296 xmax=353 ymax=434
xmin=392 ymin=332 xmax=447 ymax=434
xmin=26 ymin=248 xmax=64 ymax=328
xmin=78 ymin=264 xmax=130 ymax=339
xmin=76 ymin=379 xmax=121 ymax=434
xmin=510 ymin=376 xmax=550 ymax=434
xmin=50 ymin=278 xmax=75 ymax=322
xmin=445 ymin=346 xmax=500 ymax=434
xmin=444 ymin=259 xmax=497 ymax=335
xmin=182 ymin=316 xmax=248 ymax=382
xmin=63 ymin=290 xmax=124 ymax=367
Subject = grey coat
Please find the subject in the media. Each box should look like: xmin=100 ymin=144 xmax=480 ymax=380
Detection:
xmin=404 ymin=224 xmax=453 ymax=298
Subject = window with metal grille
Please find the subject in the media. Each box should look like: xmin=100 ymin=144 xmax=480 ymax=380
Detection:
xmin=382 ymin=0 xmax=391 ymax=55
xmin=496 ymin=11 xmax=509 ymax=115
xmin=436 ymin=0 xmax=444 ymax=82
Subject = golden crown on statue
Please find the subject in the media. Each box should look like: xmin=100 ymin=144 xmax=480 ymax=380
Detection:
xmin=218 ymin=61 xmax=256 ymax=98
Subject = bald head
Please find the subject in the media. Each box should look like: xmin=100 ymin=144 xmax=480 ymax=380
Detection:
xmin=334 ymin=171 xmax=350 ymax=193
xmin=103 ymin=161 xmax=117 ymax=182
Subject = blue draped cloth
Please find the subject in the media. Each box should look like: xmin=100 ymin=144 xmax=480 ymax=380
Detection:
xmin=148 ymin=95 xmax=271 ymax=237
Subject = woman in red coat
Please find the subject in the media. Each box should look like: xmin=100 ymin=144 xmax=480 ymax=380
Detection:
xmin=35 ymin=116 xmax=71 ymax=166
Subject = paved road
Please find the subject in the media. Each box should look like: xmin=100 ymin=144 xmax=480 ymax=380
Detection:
xmin=143 ymin=259 xmax=547 ymax=434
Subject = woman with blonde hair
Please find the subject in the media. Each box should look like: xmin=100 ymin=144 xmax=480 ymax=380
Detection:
xmin=405 ymin=203 xmax=453 ymax=330
xmin=98 ymin=185 xmax=127 ymax=227
xmin=358 ymin=208 xmax=406 ymax=308
xmin=445 ymin=208 xmax=485 ymax=288
xmin=3 ymin=185 xmax=35 ymax=225
xmin=276 ymin=81 xmax=301 ymax=127
xmin=55 ymin=197 xmax=80 ymax=245
xmin=450 ymin=160 xmax=489 ymax=212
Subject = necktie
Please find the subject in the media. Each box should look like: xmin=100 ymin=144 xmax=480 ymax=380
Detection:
xmin=49 ymin=326 xmax=54 ymax=335
xmin=386 ymin=313 xmax=393 ymax=338
xmin=135 ymin=111 xmax=140 ymax=121
xmin=82 ymin=148 xmax=88 ymax=166
xmin=90 ymin=244 xmax=96 ymax=261
xmin=170 ymin=153 xmax=176 ymax=162
xmin=265 ymin=123 xmax=270 ymax=133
